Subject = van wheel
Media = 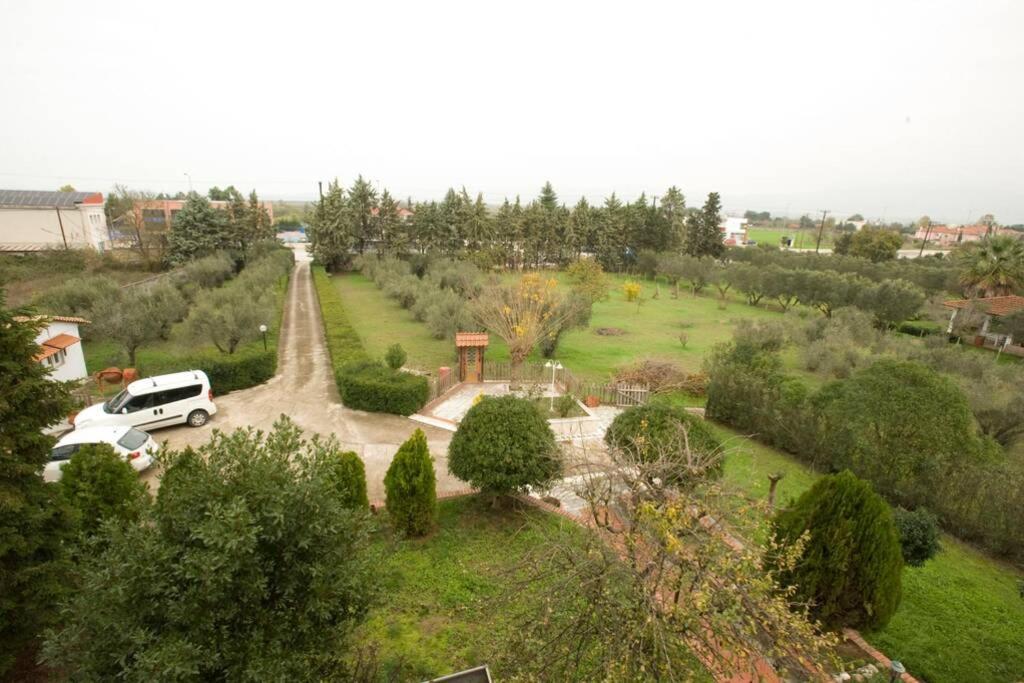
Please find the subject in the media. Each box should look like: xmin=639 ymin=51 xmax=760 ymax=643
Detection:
xmin=187 ymin=410 xmax=209 ymax=427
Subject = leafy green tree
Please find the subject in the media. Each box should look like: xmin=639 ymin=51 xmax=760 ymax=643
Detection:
xmin=58 ymin=444 xmax=148 ymax=538
xmin=0 ymin=293 xmax=75 ymax=675
xmin=447 ymin=396 xmax=561 ymax=503
xmin=771 ymin=470 xmax=903 ymax=630
xmin=857 ymin=278 xmax=925 ymax=328
xmin=42 ymin=418 xmax=378 ymax=680
xmin=167 ymin=192 xmax=230 ymax=264
xmin=833 ymin=228 xmax=903 ymax=261
xmin=323 ymin=451 xmax=369 ymax=509
xmin=247 ymin=190 xmax=274 ymax=243
xmin=375 ymin=189 xmax=402 ymax=254
xmin=384 ymin=429 xmax=437 ymax=536
xmin=384 ymin=343 xmax=407 ymax=370
xmin=593 ymin=193 xmax=627 ymax=271
xmin=605 ymin=403 xmax=723 ymax=486
xmin=893 ymin=507 xmax=940 ymax=566
xmin=658 ymin=186 xmax=687 ymax=250
xmin=347 ymin=175 xmax=378 ymax=254
xmin=90 ymin=286 xmax=180 ymax=365
xmin=725 ymin=263 xmax=767 ymax=305
xmin=815 ymin=359 xmax=985 ymax=508
xmin=954 ymin=234 xmax=1024 ymax=297
xmin=186 ymin=287 xmax=268 ymax=354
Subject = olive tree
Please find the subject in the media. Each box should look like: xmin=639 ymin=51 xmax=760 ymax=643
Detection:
xmin=42 ymin=417 xmax=378 ymax=680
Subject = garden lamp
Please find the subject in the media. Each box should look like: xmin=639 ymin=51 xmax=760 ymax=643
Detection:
xmin=889 ymin=661 xmax=906 ymax=682
xmin=544 ymin=360 xmax=563 ymax=411
xmin=259 ymin=323 xmax=268 ymax=351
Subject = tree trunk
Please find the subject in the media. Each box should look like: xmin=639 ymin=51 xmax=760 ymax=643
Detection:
xmin=767 ymin=473 xmax=785 ymax=513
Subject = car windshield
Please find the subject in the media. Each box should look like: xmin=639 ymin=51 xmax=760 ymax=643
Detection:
xmin=117 ymin=428 xmax=149 ymax=451
xmin=105 ymin=389 xmax=134 ymax=414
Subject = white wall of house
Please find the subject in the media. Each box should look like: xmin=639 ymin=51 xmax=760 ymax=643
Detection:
xmin=34 ymin=321 xmax=88 ymax=382
xmin=720 ymin=216 xmax=748 ymax=243
xmin=0 ymin=205 xmax=110 ymax=250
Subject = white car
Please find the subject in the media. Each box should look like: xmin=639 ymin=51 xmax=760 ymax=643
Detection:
xmin=45 ymin=426 xmax=158 ymax=483
xmin=74 ymin=370 xmax=218 ymax=431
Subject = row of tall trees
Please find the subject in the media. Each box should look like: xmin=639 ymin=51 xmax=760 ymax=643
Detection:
xmin=309 ymin=177 xmax=726 ymax=272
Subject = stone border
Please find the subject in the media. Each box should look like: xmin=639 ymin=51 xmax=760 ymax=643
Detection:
xmin=842 ymin=629 xmax=920 ymax=683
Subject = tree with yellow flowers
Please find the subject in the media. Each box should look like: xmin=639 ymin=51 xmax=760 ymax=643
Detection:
xmin=471 ymin=273 xmax=579 ymax=376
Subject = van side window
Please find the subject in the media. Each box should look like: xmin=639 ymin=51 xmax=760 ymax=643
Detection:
xmin=152 ymin=385 xmax=202 ymax=407
xmin=124 ymin=393 xmax=153 ymax=413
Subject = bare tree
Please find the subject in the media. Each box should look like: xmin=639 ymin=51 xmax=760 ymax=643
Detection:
xmin=498 ymin=427 xmax=838 ymax=681
xmin=106 ymin=185 xmax=168 ymax=265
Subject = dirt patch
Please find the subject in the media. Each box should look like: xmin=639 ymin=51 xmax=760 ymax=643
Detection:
xmin=595 ymin=327 xmax=626 ymax=336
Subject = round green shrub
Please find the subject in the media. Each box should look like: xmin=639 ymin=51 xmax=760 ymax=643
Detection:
xmin=58 ymin=443 xmax=148 ymax=537
xmin=448 ymin=395 xmax=561 ymax=498
xmin=385 ymin=343 xmax=407 ymax=370
xmin=384 ymin=429 xmax=437 ymax=536
xmin=604 ymin=403 xmax=723 ymax=483
xmin=771 ymin=470 xmax=903 ymax=630
xmin=337 ymin=361 xmax=429 ymax=416
xmin=324 ymin=451 xmax=369 ymax=509
xmin=893 ymin=507 xmax=941 ymax=566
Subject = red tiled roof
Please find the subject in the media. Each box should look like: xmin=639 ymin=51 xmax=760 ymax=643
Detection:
xmin=455 ymin=332 xmax=489 ymax=347
xmin=13 ymin=314 xmax=91 ymax=324
xmin=42 ymin=333 xmax=80 ymax=350
xmin=943 ymin=296 xmax=1024 ymax=317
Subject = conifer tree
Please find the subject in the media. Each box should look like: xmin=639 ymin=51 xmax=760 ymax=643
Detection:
xmin=308 ymin=180 xmax=353 ymax=270
xmin=167 ymin=192 xmax=231 ymax=263
xmin=347 ymin=175 xmax=378 ymax=254
xmin=771 ymin=470 xmax=903 ymax=630
xmin=375 ymin=189 xmax=401 ymax=254
xmin=0 ymin=292 xmax=75 ymax=673
xmin=384 ymin=429 xmax=437 ymax=536
xmin=247 ymin=190 xmax=273 ymax=242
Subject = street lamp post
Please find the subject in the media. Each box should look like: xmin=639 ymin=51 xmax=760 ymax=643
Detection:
xmin=259 ymin=323 xmax=268 ymax=351
xmin=543 ymin=360 xmax=563 ymax=412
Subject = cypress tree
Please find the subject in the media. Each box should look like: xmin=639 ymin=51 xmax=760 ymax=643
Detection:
xmin=771 ymin=470 xmax=903 ymax=630
xmin=384 ymin=429 xmax=437 ymax=536
xmin=167 ymin=192 xmax=230 ymax=264
xmin=0 ymin=292 xmax=75 ymax=673
xmin=325 ymin=450 xmax=369 ymax=509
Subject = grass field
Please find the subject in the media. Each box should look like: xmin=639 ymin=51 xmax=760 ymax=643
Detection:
xmin=355 ymin=496 xmax=708 ymax=681
xmin=705 ymin=417 xmax=1024 ymax=683
xmin=745 ymin=226 xmax=837 ymax=249
xmin=331 ymin=272 xmax=787 ymax=380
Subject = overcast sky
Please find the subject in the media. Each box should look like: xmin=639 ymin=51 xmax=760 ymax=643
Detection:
xmin=1 ymin=0 xmax=1022 ymax=223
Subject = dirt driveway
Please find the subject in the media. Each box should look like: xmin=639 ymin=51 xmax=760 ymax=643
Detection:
xmin=144 ymin=245 xmax=457 ymax=501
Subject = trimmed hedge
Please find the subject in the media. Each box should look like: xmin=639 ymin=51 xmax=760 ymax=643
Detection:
xmin=897 ymin=320 xmax=942 ymax=337
xmin=337 ymin=361 xmax=429 ymax=416
xmin=143 ymin=346 xmax=277 ymax=395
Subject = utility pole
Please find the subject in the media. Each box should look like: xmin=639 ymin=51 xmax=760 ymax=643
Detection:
xmin=918 ymin=221 xmax=933 ymax=257
xmin=814 ymin=210 xmax=829 ymax=253
xmin=317 ymin=181 xmax=323 ymax=202
xmin=55 ymin=206 xmax=68 ymax=249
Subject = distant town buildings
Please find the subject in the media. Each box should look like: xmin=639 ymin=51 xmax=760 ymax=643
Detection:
xmin=0 ymin=189 xmax=110 ymax=252
xmin=914 ymin=223 xmax=1000 ymax=247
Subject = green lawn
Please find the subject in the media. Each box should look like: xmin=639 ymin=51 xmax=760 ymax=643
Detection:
xmin=746 ymin=227 xmax=836 ymax=249
xmin=354 ymin=496 xmax=708 ymax=681
xmin=707 ymin=418 xmax=1024 ymax=683
xmin=330 ymin=273 xmax=511 ymax=372
xmin=332 ymin=271 xmax=787 ymax=380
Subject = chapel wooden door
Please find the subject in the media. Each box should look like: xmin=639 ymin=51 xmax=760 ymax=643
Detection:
xmin=465 ymin=347 xmax=480 ymax=382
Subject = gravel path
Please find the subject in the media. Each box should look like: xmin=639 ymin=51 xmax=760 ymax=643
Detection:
xmin=143 ymin=245 xmax=458 ymax=500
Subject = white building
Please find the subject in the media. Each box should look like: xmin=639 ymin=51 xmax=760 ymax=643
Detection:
xmin=16 ymin=315 xmax=91 ymax=382
xmin=720 ymin=216 xmax=748 ymax=245
xmin=0 ymin=189 xmax=110 ymax=252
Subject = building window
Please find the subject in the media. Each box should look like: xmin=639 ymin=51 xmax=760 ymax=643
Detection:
xmin=44 ymin=349 xmax=66 ymax=368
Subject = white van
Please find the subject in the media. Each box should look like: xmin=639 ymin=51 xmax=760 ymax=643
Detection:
xmin=74 ymin=370 xmax=218 ymax=431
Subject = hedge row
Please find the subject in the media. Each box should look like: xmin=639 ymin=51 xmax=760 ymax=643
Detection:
xmin=336 ymin=361 xmax=429 ymax=416
xmin=312 ymin=266 xmax=369 ymax=366
xmin=143 ymin=346 xmax=277 ymax=395
xmin=313 ymin=267 xmax=427 ymax=415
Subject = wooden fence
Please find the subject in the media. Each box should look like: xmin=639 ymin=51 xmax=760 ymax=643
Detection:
xmin=484 ymin=362 xmax=650 ymax=407
xmin=428 ymin=370 xmax=460 ymax=401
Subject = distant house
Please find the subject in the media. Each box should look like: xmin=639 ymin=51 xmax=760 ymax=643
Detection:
xmin=369 ymin=205 xmax=414 ymax=220
xmin=15 ymin=315 xmax=91 ymax=381
xmin=943 ymin=295 xmax=1024 ymax=353
xmin=720 ymin=216 xmax=748 ymax=245
xmin=131 ymin=197 xmax=275 ymax=231
xmin=914 ymin=224 xmax=999 ymax=247
xmin=0 ymin=189 xmax=110 ymax=252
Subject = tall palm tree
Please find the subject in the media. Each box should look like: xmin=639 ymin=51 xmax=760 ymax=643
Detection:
xmin=955 ymin=235 xmax=1024 ymax=297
